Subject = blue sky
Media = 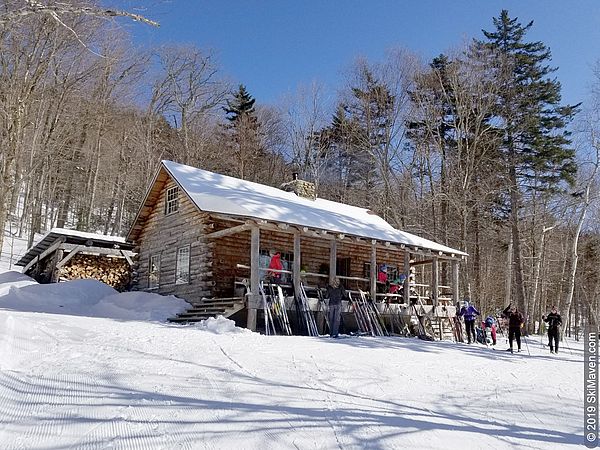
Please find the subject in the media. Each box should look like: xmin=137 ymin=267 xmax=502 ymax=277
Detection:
xmin=126 ymin=1 xmax=600 ymax=107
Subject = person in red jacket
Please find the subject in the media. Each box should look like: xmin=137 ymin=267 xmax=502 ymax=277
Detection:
xmin=268 ymin=252 xmax=283 ymax=282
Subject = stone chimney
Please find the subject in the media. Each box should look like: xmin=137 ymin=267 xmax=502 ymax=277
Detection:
xmin=280 ymin=173 xmax=316 ymax=200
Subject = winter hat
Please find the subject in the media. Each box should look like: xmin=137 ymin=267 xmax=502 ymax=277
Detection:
xmin=380 ymin=264 xmax=388 ymax=273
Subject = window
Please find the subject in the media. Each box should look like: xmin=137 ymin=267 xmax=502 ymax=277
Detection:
xmin=176 ymin=246 xmax=190 ymax=284
xmin=165 ymin=186 xmax=179 ymax=215
xmin=336 ymin=257 xmax=351 ymax=277
xmin=149 ymin=254 xmax=160 ymax=289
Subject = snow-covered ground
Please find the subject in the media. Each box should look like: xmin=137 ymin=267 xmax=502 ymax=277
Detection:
xmin=0 ymin=228 xmax=31 ymax=273
xmin=0 ymin=270 xmax=586 ymax=449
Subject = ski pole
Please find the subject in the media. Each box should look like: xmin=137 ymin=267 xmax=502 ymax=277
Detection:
xmin=561 ymin=333 xmax=573 ymax=355
xmin=523 ymin=332 xmax=531 ymax=356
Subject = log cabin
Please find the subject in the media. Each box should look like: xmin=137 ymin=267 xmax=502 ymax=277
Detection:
xmin=127 ymin=160 xmax=468 ymax=338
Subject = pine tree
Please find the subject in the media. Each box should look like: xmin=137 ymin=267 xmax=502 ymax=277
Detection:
xmin=222 ymin=85 xmax=262 ymax=180
xmin=341 ymin=67 xmax=396 ymax=210
xmin=224 ymin=84 xmax=256 ymax=122
xmin=478 ymin=10 xmax=579 ymax=319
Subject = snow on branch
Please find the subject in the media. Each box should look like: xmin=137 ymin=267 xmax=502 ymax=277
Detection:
xmin=0 ymin=0 xmax=159 ymax=27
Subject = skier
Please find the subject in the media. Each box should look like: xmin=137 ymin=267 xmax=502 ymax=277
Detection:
xmin=542 ymin=305 xmax=562 ymax=354
xmin=267 ymin=252 xmax=283 ymax=282
xmin=326 ymin=278 xmax=346 ymax=338
xmin=502 ymin=304 xmax=524 ymax=353
xmin=389 ymin=274 xmax=406 ymax=295
xmin=377 ymin=264 xmax=389 ymax=293
xmin=458 ymin=300 xmax=480 ymax=344
xmin=483 ymin=315 xmax=497 ymax=346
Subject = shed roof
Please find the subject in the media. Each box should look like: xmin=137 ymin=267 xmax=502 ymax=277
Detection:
xmin=16 ymin=228 xmax=134 ymax=267
xmin=147 ymin=161 xmax=466 ymax=256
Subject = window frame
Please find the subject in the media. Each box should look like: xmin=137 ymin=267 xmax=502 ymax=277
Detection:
xmin=175 ymin=246 xmax=191 ymax=285
xmin=148 ymin=254 xmax=161 ymax=289
xmin=164 ymin=186 xmax=179 ymax=215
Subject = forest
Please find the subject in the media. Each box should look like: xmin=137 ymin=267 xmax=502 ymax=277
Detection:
xmin=0 ymin=1 xmax=598 ymax=334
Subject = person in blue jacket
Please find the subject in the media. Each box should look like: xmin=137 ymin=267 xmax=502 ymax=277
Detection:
xmin=458 ymin=300 xmax=480 ymax=344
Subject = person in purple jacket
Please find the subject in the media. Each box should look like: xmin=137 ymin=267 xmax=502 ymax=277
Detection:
xmin=458 ymin=300 xmax=480 ymax=344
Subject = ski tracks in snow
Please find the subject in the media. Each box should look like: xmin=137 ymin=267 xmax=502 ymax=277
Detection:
xmin=308 ymin=353 xmax=344 ymax=450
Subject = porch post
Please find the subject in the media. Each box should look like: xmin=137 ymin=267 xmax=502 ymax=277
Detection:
xmin=452 ymin=260 xmax=460 ymax=305
xmin=293 ymin=233 xmax=301 ymax=298
xmin=50 ymin=248 xmax=64 ymax=283
xmin=403 ymin=251 xmax=410 ymax=305
xmin=329 ymin=239 xmax=337 ymax=286
xmin=432 ymin=256 xmax=439 ymax=307
xmin=248 ymin=225 xmax=260 ymax=331
xmin=370 ymin=241 xmax=377 ymax=301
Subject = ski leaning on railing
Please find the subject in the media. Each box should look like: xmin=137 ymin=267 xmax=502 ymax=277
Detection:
xmin=382 ymin=300 xmax=410 ymax=336
xmin=266 ymin=283 xmax=293 ymax=336
xmin=348 ymin=291 xmax=387 ymax=337
xmin=298 ymin=282 xmax=319 ymax=336
xmin=412 ymin=300 xmax=434 ymax=341
xmin=275 ymin=285 xmax=293 ymax=335
xmin=348 ymin=292 xmax=372 ymax=335
xmin=359 ymin=290 xmax=389 ymax=336
xmin=259 ymin=282 xmax=276 ymax=335
xmin=316 ymin=288 xmax=331 ymax=333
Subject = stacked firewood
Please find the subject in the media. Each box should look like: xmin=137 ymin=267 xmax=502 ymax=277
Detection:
xmin=59 ymin=254 xmax=131 ymax=291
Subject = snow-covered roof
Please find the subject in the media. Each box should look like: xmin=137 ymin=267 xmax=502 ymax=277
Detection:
xmin=16 ymin=228 xmax=133 ymax=267
xmin=161 ymin=161 xmax=466 ymax=256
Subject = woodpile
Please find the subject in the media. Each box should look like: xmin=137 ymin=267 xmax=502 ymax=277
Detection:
xmin=58 ymin=254 xmax=131 ymax=291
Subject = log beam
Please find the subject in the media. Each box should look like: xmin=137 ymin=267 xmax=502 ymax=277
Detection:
xmin=22 ymin=237 xmax=66 ymax=274
xmin=329 ymin=239 xmax=337 ymax=286
xmin=452 ymin=260 xmax=460 ymax=305
xmin=370 ymin=241 xmax=377 ymax=301
xmin=293 ymin=233 xmax=301 ymax=298
xmin=248 ymin=225 xmax=260 ymax=331
xmin=432 ymin=256 xmax=439 ymax=307
xmin=55 ymin=245 xmax=84 ymax=269
xmin=205 ymin=223 xmax=252 ymax=239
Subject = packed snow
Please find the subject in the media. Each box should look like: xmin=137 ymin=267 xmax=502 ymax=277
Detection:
xmin=0 ymin=269 xmax=586 ymax=449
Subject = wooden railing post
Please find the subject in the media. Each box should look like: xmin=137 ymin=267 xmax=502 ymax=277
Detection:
xmin=248 ymin=225 xmax=260 ymax=331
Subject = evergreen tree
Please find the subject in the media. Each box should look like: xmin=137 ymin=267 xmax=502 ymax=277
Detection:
xmin=222 ymin=85 xmax=263 ymax=180
xmin=478 ymin=10 xmax=579 ymax=319
xmin=341 ymin=67 xmax=396 ymax=210
xmin=224 ymin=84 xmax=256 ymax=122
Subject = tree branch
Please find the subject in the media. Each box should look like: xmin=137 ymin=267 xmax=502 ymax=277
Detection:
xmin=0 ymin=1 xmax=159 ymax=27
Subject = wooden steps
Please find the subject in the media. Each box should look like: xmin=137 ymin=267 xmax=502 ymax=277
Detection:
xmin=169 ymin=296 xmax=245 ymax=323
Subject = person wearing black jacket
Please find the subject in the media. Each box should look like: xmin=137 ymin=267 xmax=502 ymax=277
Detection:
xmin=502 ymin=304 xmax=524 ymax=353
xmin=543 ymin=306 xmax=563 ymax=354
xmin=326 ymin=278 xmax=346 ymax=338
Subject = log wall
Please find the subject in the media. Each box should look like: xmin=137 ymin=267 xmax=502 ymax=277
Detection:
xmin=134 ymin=179 xmax=213 ymax=303
xmin=210 ymin=219 xmax=408 ymax=294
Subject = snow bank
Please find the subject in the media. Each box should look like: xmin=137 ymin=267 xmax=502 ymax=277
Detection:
xmin=0 ymin=271 xmax=37 ymax=295
xmin=0 ymin=277 xmax=189 ymax=322
xmin=97 ymin=291 xmax=190 ymax=321
xmin=194 ymin=315 xmax=252 ymax=334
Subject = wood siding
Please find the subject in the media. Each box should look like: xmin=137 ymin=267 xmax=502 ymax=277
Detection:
xmin=210 ymin=218 xmax=408 ymax=295
xmin=134 ymin=179 xmax=213 ymax=304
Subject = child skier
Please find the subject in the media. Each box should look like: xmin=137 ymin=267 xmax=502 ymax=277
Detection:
xmin=482 ymin=315 xmax=497 ymax=346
